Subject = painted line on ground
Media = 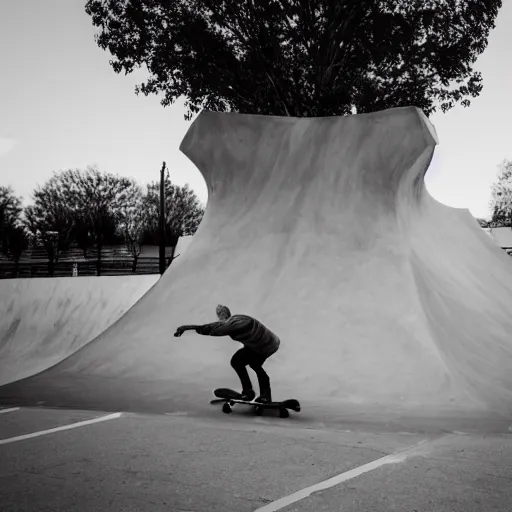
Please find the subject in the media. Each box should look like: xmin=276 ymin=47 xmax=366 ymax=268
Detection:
xmin=0 ymin=408 xmax=20 ymax=415
xmin=254 ymin=439 xmax=430 ymax=512
xmin=0 ymin=412 xmax=122 ymax=445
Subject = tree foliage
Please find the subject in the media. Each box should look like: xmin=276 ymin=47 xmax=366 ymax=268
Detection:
xmin=0 ymin=186 xmax=23 ymax=227
xmin=117 ymin=192 xmax=147 ymax=269
xmin=25 ymin=166 xmax=143 ymax=267
xmin=85 ymin=0 xmax=502 ymax=119
xmin=143 ymin=171 xmax=204 ymax=247
xmin=0 ymin=186 xmax=28 ymax=265
xmin=16 ymin=166 xmax=203 ymax=274
xmin=25 ymin=185 xmax=76 ymax=262
xmin=60 ymin=167 xmax=143 ymax=263
xmin=489 ymin=160 xmax=512 ymax=228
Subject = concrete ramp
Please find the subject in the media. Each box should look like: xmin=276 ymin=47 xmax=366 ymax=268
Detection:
xmin=0 ymin=275 xmax=158 ymax=385
xmin=1 ymin=106 xmax=512 ymax=425
xmin=173 ymin=235 xmax=193 ymax=260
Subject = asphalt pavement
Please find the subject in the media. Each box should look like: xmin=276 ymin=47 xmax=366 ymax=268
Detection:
xmin=1 ymin=406 xmax=511 ymax=511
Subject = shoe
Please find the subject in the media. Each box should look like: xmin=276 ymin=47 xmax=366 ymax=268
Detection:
xmin=255 ymin=391 xmax=272 ymax=404
xmin=240 ymin=389 xmax=256 ymax=401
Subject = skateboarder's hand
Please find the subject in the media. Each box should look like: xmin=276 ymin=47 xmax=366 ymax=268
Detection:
xmin=174 ymin=327 xmax=184 ymax=337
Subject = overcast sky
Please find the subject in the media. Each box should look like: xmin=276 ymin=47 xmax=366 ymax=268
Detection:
xmin=1 ymin=1 xmax=511 ymax=220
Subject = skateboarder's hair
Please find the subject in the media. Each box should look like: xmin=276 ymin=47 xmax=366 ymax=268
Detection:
xmin=216 ymin=304 xmax=231 ymax=320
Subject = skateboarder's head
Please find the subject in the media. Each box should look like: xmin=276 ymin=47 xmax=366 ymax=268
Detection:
xmin=216 ymin=304 xmax=231 ymax=322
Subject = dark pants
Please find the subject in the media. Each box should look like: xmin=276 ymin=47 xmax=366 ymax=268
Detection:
xmin=230 ymin=347 xmax=271 ymax=396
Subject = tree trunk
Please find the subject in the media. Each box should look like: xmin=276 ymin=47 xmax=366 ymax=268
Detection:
xmin=48 ymin=245 xmax=55 ymax=277
xmin=96 ymin=243 xmax=102 ymax=276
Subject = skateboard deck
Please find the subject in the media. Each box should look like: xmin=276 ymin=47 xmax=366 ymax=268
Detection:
xmin=211 ymin=388 xmax=301 ymax=418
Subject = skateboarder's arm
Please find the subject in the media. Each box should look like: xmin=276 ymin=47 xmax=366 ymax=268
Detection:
xmin=173 ymin=325 xmax=200 ymax=337
xmin=175 ymin=317 xmax=247 ymax=337
xmin=195 ymin=317 xmax=249 ymax=337
xmin=194 ymin=321 xmax=230 ymax=336
xmin=174 ymin=322 xmax=230 ymax=336
xmin=179 ymin=325 xmax=200 ymax=331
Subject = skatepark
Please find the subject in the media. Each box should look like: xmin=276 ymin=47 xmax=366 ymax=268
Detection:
xmin=1 ymin=107 xmax=512 ymax=510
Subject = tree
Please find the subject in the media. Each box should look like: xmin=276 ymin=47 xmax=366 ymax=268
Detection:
xmin=0 ymin=186 xmax=23 ymax=247
xmin=56 ymin=166 xmax=142 ymax=275
xmin=142 ymin=172 xmax=204 ymax=249
xmin=0 ymin=186 xmax=22 ymax=221
xmin=489 ymin=160 xmax=512 ymax=228
xmin=73 ymin=212 xmax=96 ymax=259
xmin=2 ymin=224 xmax=29 ymax=276
xmin=0 ymin=186 xmax=28 ymax=276
xmin=26 ymin=166 xmax=143 ymax=275
xmin=85 ymin=0 xmax=502 ymax=120
xmin=117 ymin=191 xmax=147 ymax=272
xmin=25 ymin=186 xmax=76 ymax=273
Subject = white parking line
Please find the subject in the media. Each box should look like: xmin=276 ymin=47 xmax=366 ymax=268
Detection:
xmin=254 ymin=439 xmax=429 ymax=512
xmin=0 ymin=412 xmax=122 ymax=445
xmin=0 ymin=408 xmax=20 ymax=415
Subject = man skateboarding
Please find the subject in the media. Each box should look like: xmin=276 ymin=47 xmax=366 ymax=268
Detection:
xmin=174 ymin=304 xmax=280 ymax=403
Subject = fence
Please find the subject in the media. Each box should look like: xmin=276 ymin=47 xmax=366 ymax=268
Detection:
xmin=0 ymin=258 xmax=170 ymax=279
xmin=0 ymin=244 xmax=176 ymax=279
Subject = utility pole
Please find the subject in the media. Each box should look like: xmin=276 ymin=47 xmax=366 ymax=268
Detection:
xmin=159 ymin=162 xmax=167 ymax=275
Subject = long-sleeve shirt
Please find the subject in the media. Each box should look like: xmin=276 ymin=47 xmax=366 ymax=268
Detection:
xmin=195 ymin=315 xmax=280 ymax=356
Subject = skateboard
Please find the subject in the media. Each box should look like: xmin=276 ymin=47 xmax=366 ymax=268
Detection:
xmin=210 ymin=388 xmax=301 ymax=418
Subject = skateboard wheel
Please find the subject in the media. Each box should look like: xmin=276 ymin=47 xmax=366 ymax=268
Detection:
xmin=222 ymin=403 xmax=232 ymax=414
xmin=255 ymin=406 xmax=263 ymax=416
xmin=279 ymin=408 xmax=289 ymax=418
